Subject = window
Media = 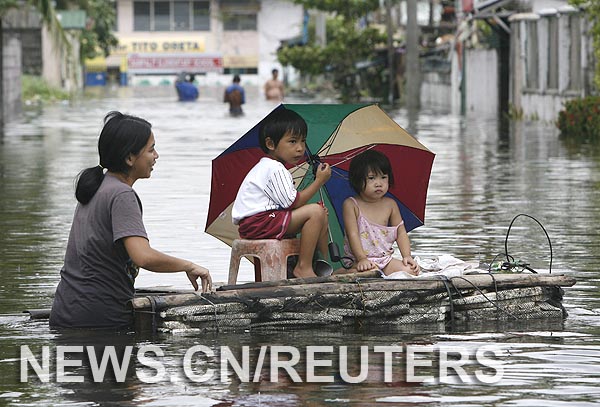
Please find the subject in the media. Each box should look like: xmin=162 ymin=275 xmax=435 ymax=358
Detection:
xmin=174 ymin=1 xmax=190 ymax=30
xmin=568 ymin=14 xmax=582 ymax=91
xmin=193 ymin=1 xmax=210 ymax=30
xmin=154 ymin=1 xmax=170 ymax=31
xmin=220 ymin=0 xmax=259 ymax=31
xmin=223 ymin=14 xmax=257 ymax=30
xmin=133 ymin=0 xmax=210 ymax=31
xmin=134 ymin=1 xmax=150 ymax=31
xmin=224 ymin=67 xmax=258 ymax=74
xmin=525 ymin=20 xmax=538 ymax=89
xmin=547 ymin=16 xmax=559 ymax=90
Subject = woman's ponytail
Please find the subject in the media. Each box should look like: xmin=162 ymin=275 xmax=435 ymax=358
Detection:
xmin=75 ymin=165 xmax=104 ymax=204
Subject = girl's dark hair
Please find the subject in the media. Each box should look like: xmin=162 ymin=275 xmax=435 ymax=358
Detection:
xmin=75 ymin=111 xmax=152 ymax=204
xmin=349 ymin=149 xmax=395 ymax=194
xmin=259 ymin=107 xmax=307 ymax=153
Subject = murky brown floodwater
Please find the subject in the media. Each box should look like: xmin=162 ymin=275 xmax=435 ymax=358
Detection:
xmin=1 ymin=85 xmax=599 ymax=406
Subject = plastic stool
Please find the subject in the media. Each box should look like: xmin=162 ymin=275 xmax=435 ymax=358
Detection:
xmin=228 ymin=238 xmax=301 ymax=284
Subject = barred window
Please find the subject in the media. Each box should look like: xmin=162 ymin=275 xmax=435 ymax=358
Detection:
xmin=133 ymin=0 xmax=211 ymax=31
xmin=547 ymin=16 xmax=559 ymax=90
xmin=525 ymin=20 xmax=538 ymax=89
xmin=133 ymin=1 xmax=150 ymax=31
xmin=568 ymin=14 xmax=582 ymax=91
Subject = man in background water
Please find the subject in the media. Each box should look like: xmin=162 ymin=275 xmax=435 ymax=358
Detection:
xmin=224 ymin=75 xmax=245 ymax=117
xmin=264 ymin=69 xmax=284 ymax=101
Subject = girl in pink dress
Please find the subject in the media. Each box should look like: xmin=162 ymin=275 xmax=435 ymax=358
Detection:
xmin=342 ymin=150 xmax=420 ymax=276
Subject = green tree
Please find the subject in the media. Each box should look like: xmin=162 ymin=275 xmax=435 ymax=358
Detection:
xmin=277 ymin=0 xmax=386 ymax=102
xmin=55 ymin=0 xmax=118 ymax=60
xmin=569 ymin=0 xmax=600 ymax=89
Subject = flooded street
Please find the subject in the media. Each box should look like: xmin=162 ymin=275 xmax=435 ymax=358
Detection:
xmin=1 ymin=85 xmax=600 ymax=406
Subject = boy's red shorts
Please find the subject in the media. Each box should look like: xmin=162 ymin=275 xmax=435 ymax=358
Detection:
xmin=238 ymin=210 xmax=292 ymax=240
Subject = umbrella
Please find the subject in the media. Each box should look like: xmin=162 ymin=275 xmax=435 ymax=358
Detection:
xmin=206 ymin=103 xmax=435 ymax=263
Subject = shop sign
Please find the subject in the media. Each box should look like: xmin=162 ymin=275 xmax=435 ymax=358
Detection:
xmin=127 ymin=53 xmax=224 ymax=74
xmin=113 ymin=36 xmax=206 ymax=54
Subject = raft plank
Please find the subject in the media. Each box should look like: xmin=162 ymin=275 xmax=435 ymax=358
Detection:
xmin=217 ymin=270 xmax=381 ymax=291
xmin=203 ymin=274 xmax=575 ymax=303
xmin=130 ymin=274 xmax=575 ymax=311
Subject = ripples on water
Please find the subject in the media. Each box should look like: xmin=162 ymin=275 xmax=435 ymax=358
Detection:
xmin=1 ymin=86 xmax=599 ymax=406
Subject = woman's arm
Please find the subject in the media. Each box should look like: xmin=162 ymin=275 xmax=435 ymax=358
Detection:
xmin=123 ymin=236 xmax=212 ymax=292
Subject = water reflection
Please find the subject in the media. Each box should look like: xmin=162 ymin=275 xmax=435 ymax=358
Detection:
xmin=1 ymin=86 xmax=600 ymax=405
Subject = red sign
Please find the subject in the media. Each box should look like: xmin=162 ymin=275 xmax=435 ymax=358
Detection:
xmin=462 ymin=0 xmax=473 ymax=13
xmin=127 ymin=53 xmax=223 ymax=74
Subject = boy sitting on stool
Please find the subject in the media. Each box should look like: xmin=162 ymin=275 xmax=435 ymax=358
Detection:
xmin=232 ymin=108 xmax=331 ymax=278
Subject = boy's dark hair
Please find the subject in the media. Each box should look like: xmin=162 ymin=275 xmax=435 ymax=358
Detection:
xmin=233 ymin=75 xmax=241 ymax=83
xmin=349 ymin=149 xmax=395 ymax=194
xmin=259 ymin=107 xmax=307 ymax=153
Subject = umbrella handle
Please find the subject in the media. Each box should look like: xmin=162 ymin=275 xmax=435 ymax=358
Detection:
xmin=328 ymin=241 xmax=341 ymax=262
xmin=318 ymin=187 xmax=341 ymax=262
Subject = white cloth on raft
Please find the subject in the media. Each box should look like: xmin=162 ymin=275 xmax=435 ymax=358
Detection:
xmin=382 ymin=254 xmax=484 ymax=279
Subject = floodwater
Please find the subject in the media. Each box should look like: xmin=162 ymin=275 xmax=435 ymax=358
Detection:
xmin=1 ymin=85 xmax=600 ymax=406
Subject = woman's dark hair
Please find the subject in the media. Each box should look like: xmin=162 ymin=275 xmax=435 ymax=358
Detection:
xmin=349 ymin=149 xmax=395 ymax=194
xmin=75 ymin=111 xmax=152 ymax=204
xmin=259 ymin=107 xmax=307 ymax=153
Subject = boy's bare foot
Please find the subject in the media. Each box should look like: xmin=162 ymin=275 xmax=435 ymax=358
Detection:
xmin=292 ymin=265 xmax=317 ymax=278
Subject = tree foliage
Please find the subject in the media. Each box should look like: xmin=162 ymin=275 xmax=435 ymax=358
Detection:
xmin=293 ymin=0 xmax=379 ymax=19
xmin=1 ymin=0 xmax=116 ymax=61
xmin=557 ymin=96 xmax=600 ymax=140
xmin=56 ymin=0 xmax=118 ymax=60
xmin=277 ymin=0 xmax=386 ymax=102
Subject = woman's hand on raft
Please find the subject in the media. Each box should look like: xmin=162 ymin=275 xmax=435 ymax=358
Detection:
xmin=186 ymin=263 xmax=213 ymax=292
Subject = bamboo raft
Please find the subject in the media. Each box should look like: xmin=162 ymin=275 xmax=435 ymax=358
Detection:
xmin=130 ymin=271 xmax=576 ymax=333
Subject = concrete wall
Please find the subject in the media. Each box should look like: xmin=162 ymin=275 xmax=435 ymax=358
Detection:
xmin=509 ymin=9 xmax=591 ymax=121
xmin=3 ymin=30 xmax=22 ymax=122
xmin=421 ymin=71 xmax=452 ymax=108
xmin=420 ymin=47 xmax=497 ymax=116
xmin=464 ymin=49 xmax=498 ymax=116
xmin=41 ymin=27 xmax=82 ymax=91
xmin=258 ymin=0 xmax=303 ymax=85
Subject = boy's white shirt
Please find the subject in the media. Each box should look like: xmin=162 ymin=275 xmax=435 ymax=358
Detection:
xmin=232 ymin=157 xmax=298 ymax=224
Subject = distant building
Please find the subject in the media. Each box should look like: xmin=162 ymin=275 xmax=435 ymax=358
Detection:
xmin=85 ymin=0 xmax=304 ymax=87
xmin=420 ymin=0 xmax=594 ymax=121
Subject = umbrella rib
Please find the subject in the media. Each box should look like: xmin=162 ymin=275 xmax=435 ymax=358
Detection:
xmin=328 ymin=145 xmax=376 ymax=169
xmin=313 ymin=123 xmax=377 ymax=169
xmin=314 ymin=123 xmax=342 ymax=159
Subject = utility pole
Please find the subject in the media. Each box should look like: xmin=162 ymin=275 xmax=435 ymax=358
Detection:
xmin=385 ymin=0 xmax=395 ymax=106
xmin=406 ymin=0 xmax=420 ymax=111
xmin=0 ymin=19 xmax=3 ymax=133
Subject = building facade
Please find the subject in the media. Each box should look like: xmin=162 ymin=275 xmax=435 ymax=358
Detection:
xmin=86 ymin=0 xmax=304 ymax=86
xmin=509 ymin=7 xmax=592 ymax=121
xmin=420 ymin=0 xmax=594 ymax=122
